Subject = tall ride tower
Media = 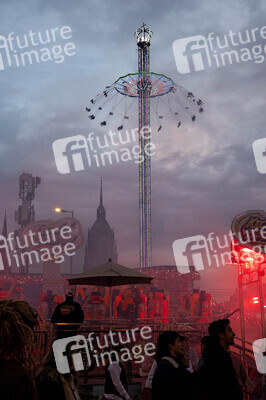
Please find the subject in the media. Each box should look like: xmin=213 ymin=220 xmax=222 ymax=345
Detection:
xmin=135 ymin=23 xmax=153 ymax=269
xmin=86 ymin=24 xmax=203 ymax=269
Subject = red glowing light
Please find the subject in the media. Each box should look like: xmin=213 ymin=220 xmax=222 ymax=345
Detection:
xmin=231 ymin=239 xmax=265 ymax=274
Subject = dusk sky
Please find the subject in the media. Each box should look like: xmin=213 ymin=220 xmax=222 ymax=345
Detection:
xmin=1 ymin=0 xmax=266 ymax=296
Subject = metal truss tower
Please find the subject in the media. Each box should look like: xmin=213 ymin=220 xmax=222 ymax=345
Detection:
xmin=15 ymin=172 xmax=41 ymax=274
xmin=135 ymin=23 xmax=153 ymax=269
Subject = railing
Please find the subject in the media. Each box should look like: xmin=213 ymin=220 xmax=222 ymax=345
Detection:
xmin=34 ymin=321 xmax=206 ymax=379
xmin=33 ymin=320 xmax=261 ymax=400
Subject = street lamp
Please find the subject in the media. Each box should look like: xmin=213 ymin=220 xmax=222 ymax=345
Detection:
xmin=54 ymin=207 xmax=75 ymax=274
xmin=54 ymin=208 xmax=74 ymax=218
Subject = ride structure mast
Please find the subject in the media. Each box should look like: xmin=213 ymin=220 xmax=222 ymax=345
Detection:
xmin=135 ymin=23 xmax=153 ymax=269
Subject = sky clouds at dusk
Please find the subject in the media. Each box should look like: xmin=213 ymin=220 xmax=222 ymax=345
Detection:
xmin=1 ymin=0 xmax=266 ymax=293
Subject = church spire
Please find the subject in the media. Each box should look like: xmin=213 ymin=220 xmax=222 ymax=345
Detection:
xmin=97 ymin=179 xmax=106 ymax=220
xmin=1 ymin=209 xmax=10 ymax=272
xmin=2 ymin=209 xmax=7 ymax=238
xmin=100 ymin=178 xmax=103 ymax=207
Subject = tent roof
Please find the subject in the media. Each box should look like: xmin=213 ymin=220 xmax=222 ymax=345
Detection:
xmin=68 ymin=259 xmax=154 ymax=287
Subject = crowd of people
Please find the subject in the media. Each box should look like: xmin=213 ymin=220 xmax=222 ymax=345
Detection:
xmin=1 ymin=277 xmax=213 ymax=326
xmin=0 ymin=293 xmax=264 ymax=400
xmin=38 ymin=287 xmax=170 ymax=323
xmin=140 ymin=321 xmax=258 ymax=400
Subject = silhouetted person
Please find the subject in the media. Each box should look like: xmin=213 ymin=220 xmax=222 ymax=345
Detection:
xmin=183 ymin=336 xmax=199 ymax=372
xmin=0 ymin=300 xmax=39 ymax=400
xmin=198 ymin=335 xmax=211 ymax=368
xmin=35 ymin=343 xmax=81 ymax=400
xmin=152 ymin=331 xmax=195 ymax=400
xmin=197 ymin=318 xmax=242 ymax=400
xmin=51 ymin=288 xmax=84 ymax=338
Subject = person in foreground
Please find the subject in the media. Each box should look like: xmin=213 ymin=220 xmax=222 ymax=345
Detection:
xmin=197 ymin=318 xmax=243 ymax=400
xmin=103 ymin=351 xmax=133 ymax=400
xmin=0 ymin=299 xmax=39 ymax=400
xmin=152 ymin=330 xmax=195 ymax=400
xmin=35 ymin=344 xmax=81 ymax=400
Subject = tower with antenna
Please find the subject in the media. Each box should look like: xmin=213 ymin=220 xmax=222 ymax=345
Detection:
xmin=15 ymin=172 xmax=41 ymax=274
xmin=15 ymin=173 xmax=41 ymax=227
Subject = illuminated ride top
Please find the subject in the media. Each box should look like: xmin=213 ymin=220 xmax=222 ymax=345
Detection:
xmin=114 ymin=72 xmax=174 ymax=98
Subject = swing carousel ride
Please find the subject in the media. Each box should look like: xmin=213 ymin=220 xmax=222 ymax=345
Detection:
xmin=85 ymin=23 xmax=204 ymax=269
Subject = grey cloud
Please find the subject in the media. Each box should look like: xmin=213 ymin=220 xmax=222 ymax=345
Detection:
xmin=0 ymin=0 xmax=266 ymax=287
